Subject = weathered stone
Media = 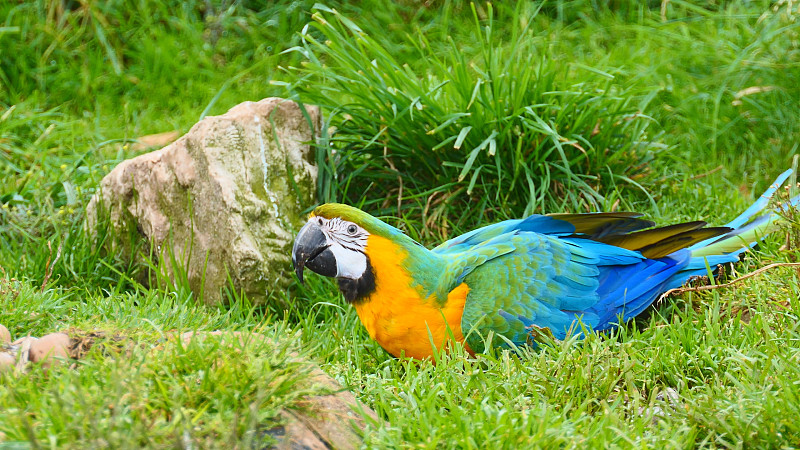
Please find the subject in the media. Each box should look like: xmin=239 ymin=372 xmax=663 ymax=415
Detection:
xmin=29 ymin=332 xmax=71 ymax=367
xmin=0 ymin=324 xmax=9 ymax=344
xmin=638 ymin=387 xmax=682 ymax=426
xmin=177 ymin=331 xmax=379 ymax=449
xmin=86 ymin=98 xmax=320 ymax=306
xmin=10 ymin=336 xmax=36 ymax=370
xmin=272 ymin=411 xmax=329 ymax=450
xmin=131 ymin=130 xmax=180 ymax=151
xmin=288 ymin=364 xmax=379 ymax=450
xmin=0 ymin=353 xmax=14 ymax=373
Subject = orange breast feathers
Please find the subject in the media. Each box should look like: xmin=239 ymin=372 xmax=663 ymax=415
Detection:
xmin=352 ymin=234 xmax=472 ymax=359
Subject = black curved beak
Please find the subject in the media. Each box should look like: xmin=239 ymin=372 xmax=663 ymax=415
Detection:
xmin=292 ymin=220 xmax=338 ymax=284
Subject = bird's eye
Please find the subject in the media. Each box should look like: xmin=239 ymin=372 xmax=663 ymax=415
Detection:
xmin=347 ymin=224 xmax=358 ymax=235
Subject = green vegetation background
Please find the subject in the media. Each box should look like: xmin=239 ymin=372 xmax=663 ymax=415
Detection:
xmin=1 ymin=0 xmax=800 ymax=447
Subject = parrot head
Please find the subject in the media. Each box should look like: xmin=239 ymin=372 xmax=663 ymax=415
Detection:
xmin=292 ymin=204 xmax=464 ymax=359
xmin=292 ymin=203 xmax=402 ymax=302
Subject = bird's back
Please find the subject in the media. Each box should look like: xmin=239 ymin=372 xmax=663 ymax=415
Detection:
xmin=432 ymin=207 xmax=745 ymax=352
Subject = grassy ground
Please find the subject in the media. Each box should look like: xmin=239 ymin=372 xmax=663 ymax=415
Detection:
xmin=2 ymin=0 xmax=800 ymax=447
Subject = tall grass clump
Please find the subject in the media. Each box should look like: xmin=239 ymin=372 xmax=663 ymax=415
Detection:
xmin=538 ymin=1 xmax=800 ymax=180
xmin=651 ymin=0 xmax=800 ymax=175
xmin=285 ymin=3 xmax=660 ymax=236
xmin=0 ymin=0 xmax=317 ymax=117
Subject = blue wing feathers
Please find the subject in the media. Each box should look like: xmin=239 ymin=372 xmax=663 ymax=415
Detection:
xmin=433 ymin=215 xmax=576 ymax=254
xmin=455 ymin=170 xmax=795 ymax=349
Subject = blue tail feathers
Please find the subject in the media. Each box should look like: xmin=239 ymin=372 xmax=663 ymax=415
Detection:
xmin=592 ymin=169 xmax=797 ymax=332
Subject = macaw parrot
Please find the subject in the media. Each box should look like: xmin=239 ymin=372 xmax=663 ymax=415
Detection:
xmin=292 ymin=170 xmax=797 ymax=359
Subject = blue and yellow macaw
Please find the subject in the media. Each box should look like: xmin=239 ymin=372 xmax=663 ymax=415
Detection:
xmin=292 ymin=170 xmax=797 ymax=359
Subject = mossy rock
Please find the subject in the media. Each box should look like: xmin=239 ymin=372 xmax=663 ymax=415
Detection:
xmin=85 ymin=98 xmax=319 ymax=306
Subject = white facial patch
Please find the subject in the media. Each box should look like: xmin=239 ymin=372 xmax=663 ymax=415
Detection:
xmin=314 ymin=216 xmax=370 ymax=280
xmin=329 ymin=244 xmax=368 ymax=279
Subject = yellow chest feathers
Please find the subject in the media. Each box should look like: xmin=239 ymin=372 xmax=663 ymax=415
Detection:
xmin=352 ymin=235 xmax=471 ymax=359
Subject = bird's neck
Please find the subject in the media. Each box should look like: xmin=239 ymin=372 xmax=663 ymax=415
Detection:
xmin=348 ymin=234 xmax=469 ymax=359
xmin=337 ymin=262 xmax=375 ymax=303
xmin=344 ymin=234 xmax=447 ymax=304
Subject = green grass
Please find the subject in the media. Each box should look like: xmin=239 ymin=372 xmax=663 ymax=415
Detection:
xmin=2 ymin=0 xmax=800 ymax=447
xmin=284 ymin=3 xmax=656 ymax=227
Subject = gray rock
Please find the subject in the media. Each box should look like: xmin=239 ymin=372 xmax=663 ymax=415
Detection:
xmin=29 ymin=332 xmax=71 ymax=368
xmin=284 ymin=364 xmax=380 ymax=450
xmin=0 ymin=324 xmax=9 ymax=344
xmin=86 ymin=98 xmax=319 ymax=306
xmin=639 ymin=387 xmax=682 ymax=425
xmin=179 ymin=331 xmax=379 ymax=449
xmin=0 ymin=353 xmax=14 ymax=374
xmin=10 ymin=336 xmax=37 ymax=371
